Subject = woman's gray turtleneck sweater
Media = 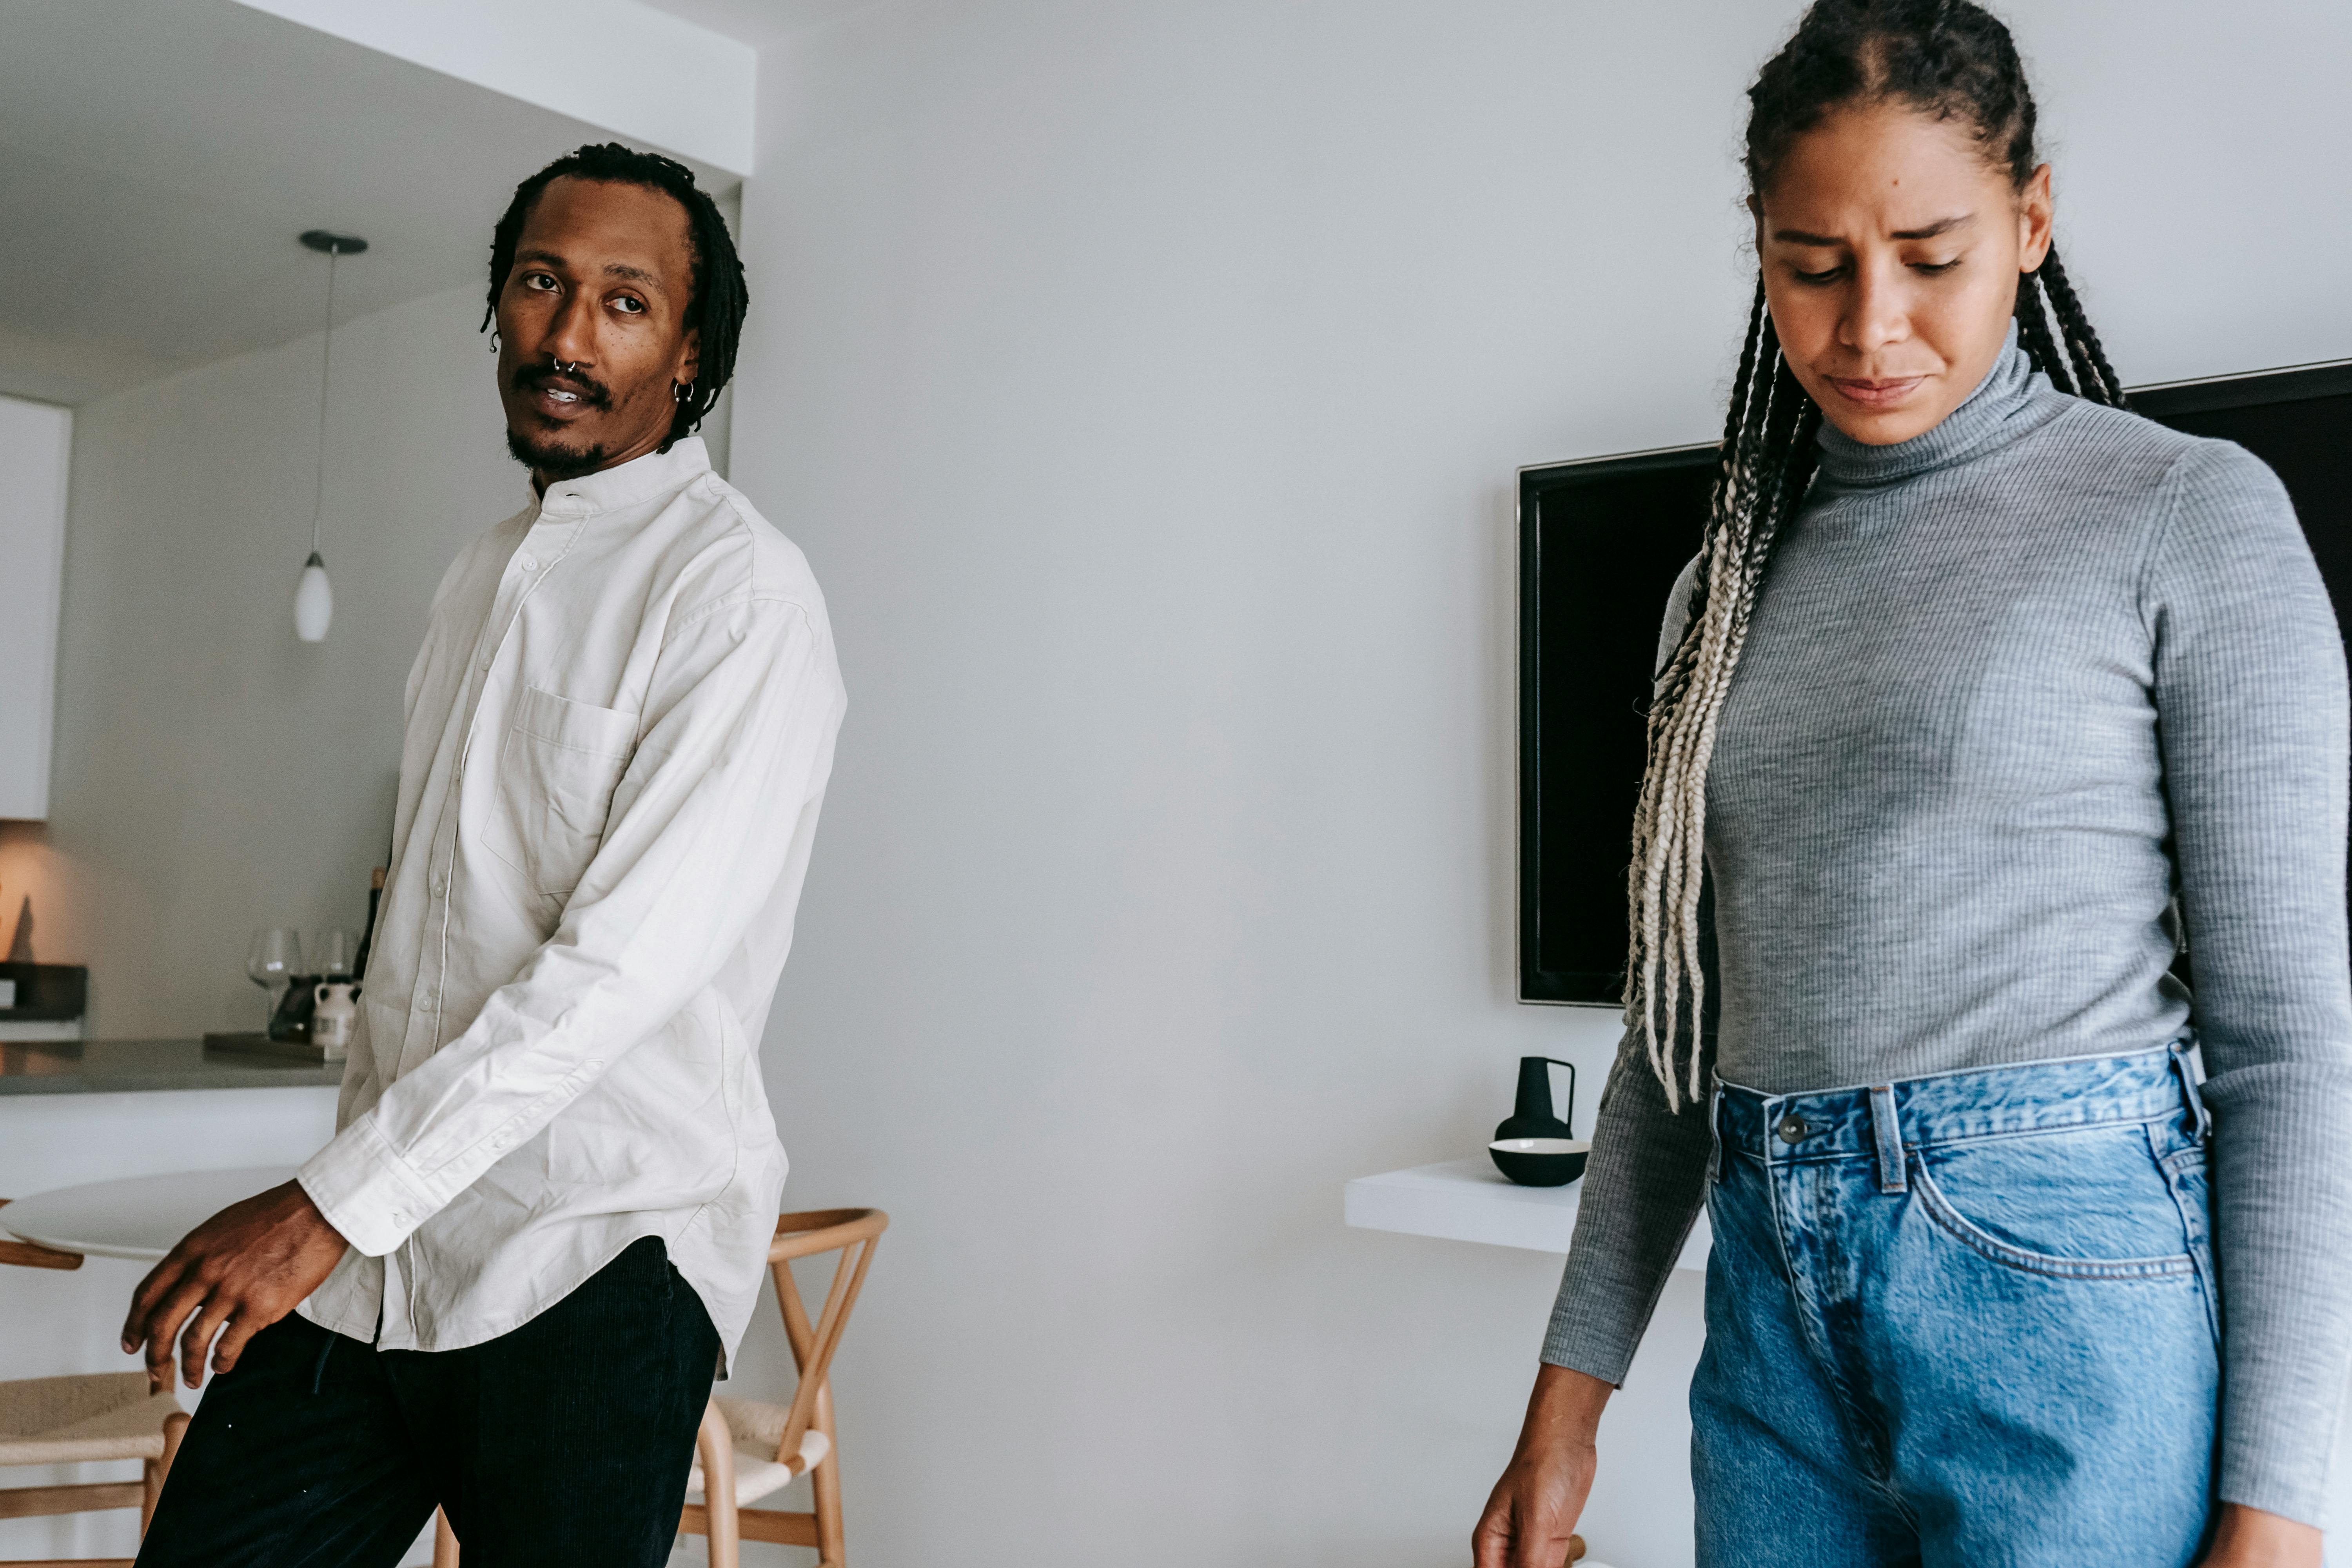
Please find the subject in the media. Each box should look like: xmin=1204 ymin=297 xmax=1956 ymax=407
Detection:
xmin=1543 ymin=334 xmax=2352 ymax=1524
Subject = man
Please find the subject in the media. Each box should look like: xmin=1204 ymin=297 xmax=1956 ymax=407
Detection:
xmin=125 ymin=143 xmax=845 ymax=1566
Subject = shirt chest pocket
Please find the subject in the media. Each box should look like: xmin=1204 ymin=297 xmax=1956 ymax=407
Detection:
xmin=485 ymin=685 xmax=640 ymax=898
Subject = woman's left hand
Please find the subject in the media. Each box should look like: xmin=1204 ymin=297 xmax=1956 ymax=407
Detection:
xmin=2200 ymin=1502 xmax=2320 ymax=1568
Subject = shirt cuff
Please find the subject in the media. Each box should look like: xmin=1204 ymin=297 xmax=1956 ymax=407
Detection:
xmin=297 ymin=1116 xmax=441 ymax=1258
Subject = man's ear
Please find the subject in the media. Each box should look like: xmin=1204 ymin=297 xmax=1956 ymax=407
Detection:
xmin=677 ymin=327 xmax=701 ymax=389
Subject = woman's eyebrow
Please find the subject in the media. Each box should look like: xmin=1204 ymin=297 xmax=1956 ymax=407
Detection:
xmin=1889 ymin=214 xmax=1976 ymax=240
xmin=1770 ymin=213 xmax=1977 ymax=245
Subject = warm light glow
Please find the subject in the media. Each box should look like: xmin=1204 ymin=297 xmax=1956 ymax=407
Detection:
xmin=294 ymin=553 xmax=334 ymax=642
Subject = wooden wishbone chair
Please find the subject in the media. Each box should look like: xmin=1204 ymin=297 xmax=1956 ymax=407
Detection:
xmin=0 ymin=1200 xmax=189 ymax=1568
xmin=681 ymin=1208 xmax=887 ymax=1568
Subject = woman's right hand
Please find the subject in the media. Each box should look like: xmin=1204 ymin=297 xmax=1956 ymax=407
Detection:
xmin=1473 ymin=1363 xmax=1614 ymax=1568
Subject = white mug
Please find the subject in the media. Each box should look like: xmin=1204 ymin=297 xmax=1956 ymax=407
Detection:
xmin=311 ymin=981 xmax=359 ymax=1058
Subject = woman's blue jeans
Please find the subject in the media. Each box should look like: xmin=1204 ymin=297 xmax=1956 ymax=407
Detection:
xmin=1692 ymin=1044 xmax=2220 ymax=1568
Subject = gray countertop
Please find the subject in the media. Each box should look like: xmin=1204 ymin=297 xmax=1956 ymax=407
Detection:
xmin=0 ymin=1038 xmax=347 ymax=1096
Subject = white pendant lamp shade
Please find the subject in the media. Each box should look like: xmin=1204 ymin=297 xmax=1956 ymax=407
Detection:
xmin=294 ymin=551 xmax=334 ymax=642
xmin=292 ymin=229 xmax=365 ymax=643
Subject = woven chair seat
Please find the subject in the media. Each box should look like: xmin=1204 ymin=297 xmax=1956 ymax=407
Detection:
xmin=684 ymin=1395 xmax=831 ymax=1508
xmin=0 ymin=1372 xmax=185 ymax=1467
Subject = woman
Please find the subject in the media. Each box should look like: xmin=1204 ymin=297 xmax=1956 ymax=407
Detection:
xmin=1475 ymin=4 xmax=2351 ymax=1566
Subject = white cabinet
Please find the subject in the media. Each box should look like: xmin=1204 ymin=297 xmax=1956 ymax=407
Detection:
xmin=0 ymin=395 xmax=70 ymax=821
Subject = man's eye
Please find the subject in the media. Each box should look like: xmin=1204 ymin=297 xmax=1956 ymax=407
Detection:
xmin=612 ymin=296 xmax=646 ymax=314
xmin=1912 ymin=258 xmax=1962 ymax=275
xmin=522 ymin=272 xmax=557 ymax=292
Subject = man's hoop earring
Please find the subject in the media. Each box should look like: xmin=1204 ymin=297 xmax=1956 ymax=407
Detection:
xmin=673 ymin=380 xmax=694 ymax=403
xmin=488 ymin=330 xmax=499 ymax=355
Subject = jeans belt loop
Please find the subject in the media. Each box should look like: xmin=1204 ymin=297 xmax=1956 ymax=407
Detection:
xmin=1868 ymin=1084 xmax=1907 ymax=1194
xmin=1706 ymin=1082 xmax=1726 ymax=1185
xmin=2169 ymin=1038 xmax=2212 ymax=1142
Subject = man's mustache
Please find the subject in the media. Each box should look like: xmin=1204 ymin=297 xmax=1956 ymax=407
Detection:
xmin=513 ymin=361 xmax=614 ymax=410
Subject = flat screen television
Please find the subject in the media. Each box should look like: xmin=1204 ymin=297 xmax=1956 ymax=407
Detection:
xmin=1518 ymin=357 xmax=2352 ymax=1005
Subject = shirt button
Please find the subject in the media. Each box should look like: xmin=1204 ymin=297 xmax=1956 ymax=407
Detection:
xmin=1777 ymin=1115 xmax=1809 ymax=1144
xmin=518 ymin=555 xmax=538 ymax=572
xmin=430 ymin=871 xmax=448 ymax=896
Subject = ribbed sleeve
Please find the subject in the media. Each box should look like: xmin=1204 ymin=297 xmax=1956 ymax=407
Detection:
xmin=1542 ymin=895 xmax=1716 ymax=1382
xmin=2143 ymin=443 xmax=2352 ymax=1522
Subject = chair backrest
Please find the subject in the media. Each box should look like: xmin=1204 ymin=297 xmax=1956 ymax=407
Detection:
xmin=0 ymin=1199 xmax=85 ymax=1271
xmin=764 ymin=1208 xmax=887 ymax=1468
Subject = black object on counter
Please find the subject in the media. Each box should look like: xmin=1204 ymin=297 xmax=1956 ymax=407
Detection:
xmin=268 ymin=976 xmax=320 ymax=1042
xmin=205 ymin=1030 xmax=342 ymax=1063
xmin=1490 ymin=1054 xmax=1590 ymax=1187
xmin=0 ymin=963 xmax=87 ymax=1022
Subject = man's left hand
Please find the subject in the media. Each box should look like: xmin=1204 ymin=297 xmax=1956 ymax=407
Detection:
xmin=120 ymin=1180 xmax=350 ymax=1391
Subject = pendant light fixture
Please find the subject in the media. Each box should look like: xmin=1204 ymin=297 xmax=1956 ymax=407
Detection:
xmin=294 ymin=229 xmax=367 ymax=642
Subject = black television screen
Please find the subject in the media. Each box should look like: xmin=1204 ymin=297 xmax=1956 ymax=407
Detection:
xmin=1518 ymin=359 xmax=2352 ymax=1006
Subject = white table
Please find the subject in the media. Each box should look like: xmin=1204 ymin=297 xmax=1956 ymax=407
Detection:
xmin=1344 ymin=1156 xmax=1711 ymax=1269
xmin=0 ymin=1165 xmax=296 ymax=1261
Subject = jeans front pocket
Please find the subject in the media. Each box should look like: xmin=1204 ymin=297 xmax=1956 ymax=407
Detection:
xmin=486 ymin=686 xmax=639 ymax=898
xmin=1911 ymin=1121 xmax=2198 ymax=1281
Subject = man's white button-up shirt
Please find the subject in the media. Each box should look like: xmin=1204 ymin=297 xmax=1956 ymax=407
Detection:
xmin=295 ymin=437 xmax=845 ymax=1365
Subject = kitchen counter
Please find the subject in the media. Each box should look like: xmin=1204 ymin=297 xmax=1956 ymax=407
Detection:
xmin=0 ymin=1037 xmax=346 ymax=1095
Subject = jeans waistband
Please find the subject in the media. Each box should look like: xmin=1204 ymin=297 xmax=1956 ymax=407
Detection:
xmin=1713 ymin=1042 xmax=2205 ymax=1176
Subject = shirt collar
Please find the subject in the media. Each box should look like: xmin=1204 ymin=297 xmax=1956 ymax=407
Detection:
xmin=528 ymin=436 xmax=712 ymax=521
xmin=1812 ymin=323 xmax=2056 ymax=488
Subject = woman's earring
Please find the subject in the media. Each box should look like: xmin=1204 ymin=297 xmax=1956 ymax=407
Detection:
xmin=673 ymin=379 xmax=694 ymax=403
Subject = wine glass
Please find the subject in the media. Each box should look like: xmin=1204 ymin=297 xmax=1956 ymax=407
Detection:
xmin=246 ymin=928 xmax=303 ymax=1031
xmin=312 ymin=929 xmax=358 ymax=981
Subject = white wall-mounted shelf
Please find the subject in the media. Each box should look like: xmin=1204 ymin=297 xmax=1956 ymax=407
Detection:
xmin=1344 ymin=1156 xmax=1711 ymax=1269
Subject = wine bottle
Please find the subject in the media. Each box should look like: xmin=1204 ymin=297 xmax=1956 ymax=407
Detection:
xmin=352 ymin=866 xmax=384 ymax=982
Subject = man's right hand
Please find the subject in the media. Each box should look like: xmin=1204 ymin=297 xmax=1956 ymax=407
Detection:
xmin=1473 ymin=1363 xmax=1613 ymax=1568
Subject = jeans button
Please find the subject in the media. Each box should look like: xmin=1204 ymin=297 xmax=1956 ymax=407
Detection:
xmin=1777 ymin=1115 xmax=1808 ymax=1144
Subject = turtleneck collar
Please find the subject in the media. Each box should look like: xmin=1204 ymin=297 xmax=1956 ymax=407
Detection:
xmin=1812 ymin=323 xmax=2059 ymax=488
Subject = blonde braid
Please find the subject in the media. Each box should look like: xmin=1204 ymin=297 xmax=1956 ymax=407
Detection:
xmin=1625 ymin=287 xmax=1769 ymax=1100
xmin=1624 ymin=285 xmax=1820 ymax=1110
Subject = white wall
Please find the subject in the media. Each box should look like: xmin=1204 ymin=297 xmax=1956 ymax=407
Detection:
xmin=723 ymin=3 xmax=2352 ymax=1566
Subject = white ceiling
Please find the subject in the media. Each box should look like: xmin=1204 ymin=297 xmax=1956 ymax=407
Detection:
xmin=0 ymin=0 xmax=740 ymax=406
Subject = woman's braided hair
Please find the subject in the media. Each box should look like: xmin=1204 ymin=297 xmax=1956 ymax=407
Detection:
xmin=1626 ymin=0 xmax=2129 ymax=1108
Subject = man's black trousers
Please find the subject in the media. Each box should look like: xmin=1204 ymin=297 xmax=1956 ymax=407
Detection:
xmin=134 ymin=1237 xmax=720 ymax=1568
